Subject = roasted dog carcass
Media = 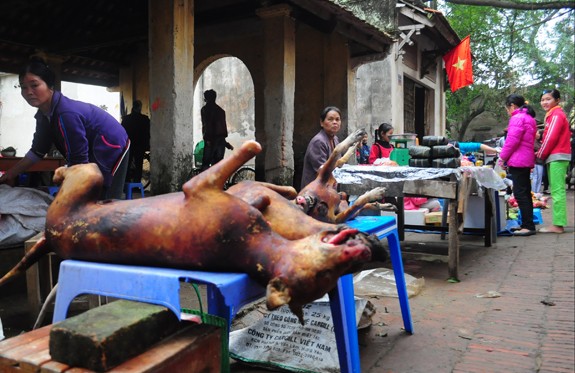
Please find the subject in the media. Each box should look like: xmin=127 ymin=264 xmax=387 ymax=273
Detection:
xmin=296 ymin=129 xmax=391 ymax=223
xmin=0 ymin=141 xmax=380 ymax=323
xmin=227 ymin=180 xmax=388 ymax=263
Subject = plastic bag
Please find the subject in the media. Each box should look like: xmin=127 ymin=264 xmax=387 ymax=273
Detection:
xmin=230 ymin=297 xmax=367 ymax=373
xmin=493 ymin=160 xmax=506 ymax=179
xmin=431 ymin=145 xmax=461 ymax=159
xmin=193 ymin=140 xmax=204 ymax=168
xmin=409 ymin=158 xmax=430 ymax=167
xmin=353 ymin=268 xmax=425 ymax=298
xmin=373 ymin=157 xmax=398 ymax=166
xmin=421 ymin=136 xmax=448 ymax=147
xmin=408 ymin=145 xmax=431 ymax=159
xmin=432 ymin=157 xmax=461 ymax=168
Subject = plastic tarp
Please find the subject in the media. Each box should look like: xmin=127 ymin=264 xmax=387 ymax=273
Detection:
xmin=333 ymin=165 xmax=506 ymax=191
xmin=333 ymin=165 xmax=460 ymax=185
xmin=0 ymin=185 xmax=52 ymax=248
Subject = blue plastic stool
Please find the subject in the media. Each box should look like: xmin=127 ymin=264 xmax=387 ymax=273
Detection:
xmin=124 ymin=182 xmax=145 ymax=199
xmin=52 ymin=260 xmax=362 ymax=373
xmin=47 ymin=186 xmax=60 ymax=197
xmin=517 ymin=207 xmax=543 ymax=226
xmin=346 ymin=215 xmax=414 ymax=334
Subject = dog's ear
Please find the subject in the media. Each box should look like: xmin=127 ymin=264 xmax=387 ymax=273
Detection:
xmin=266 ymin=277 xmax=291 ymax=310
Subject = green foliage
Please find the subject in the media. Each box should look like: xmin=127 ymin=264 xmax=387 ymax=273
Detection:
xmin=441 ymin=2 xmax=575 ymax=137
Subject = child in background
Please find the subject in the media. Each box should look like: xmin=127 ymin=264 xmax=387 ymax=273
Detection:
xmin=355 ymin=134 xmax=370 ymax=164
xmin=368 ymin=123 xmax=394 ymax=164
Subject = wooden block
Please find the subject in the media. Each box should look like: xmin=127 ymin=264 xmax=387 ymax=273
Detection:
xmin=111 ymin=324 xmax=221 ymax=373
xmin=49 ymin=300 xmax=180 ymax=372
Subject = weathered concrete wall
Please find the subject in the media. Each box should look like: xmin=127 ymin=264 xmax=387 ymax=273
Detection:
xmin=195 ymin=6 xmax=352 ymax=188
xmin=192 ymin=58 xmax=255 ymax=166
xmin=353 ymin=33 xmax=447 ymax=144
xmin=352 ymin=59 xmax=394 ymax=144
xmin=330 ymin=0 xmax=396 ymax=33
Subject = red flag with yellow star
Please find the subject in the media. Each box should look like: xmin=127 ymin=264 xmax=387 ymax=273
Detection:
xmin=443 ymin=35 xmax=473 ymax=92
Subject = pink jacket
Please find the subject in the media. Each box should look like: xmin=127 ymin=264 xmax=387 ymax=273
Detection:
xmin=404 ymin=197 xmax=428 ymax=210
xmin=536 ymin=106 xmax=572 ymax=163
xmin=499 ymin=108 xmax=536 ymax=168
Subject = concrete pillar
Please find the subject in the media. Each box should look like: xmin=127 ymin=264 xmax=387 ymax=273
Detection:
xmin=390 ymin=46 xmax=404 ymax=133
xmin=323 ymin=32 xmax=350 ymax=136
xmin=256 ymin=5 xmax=295 ymax=186
xmin=148 ymin=0 xmax=194 ymax=194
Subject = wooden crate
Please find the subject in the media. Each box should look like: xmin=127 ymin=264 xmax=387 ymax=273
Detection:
xmin=0 ymin=323 xmax=221 ymax=372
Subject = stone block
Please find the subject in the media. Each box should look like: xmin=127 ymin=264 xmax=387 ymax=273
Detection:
xmin=49 ymin=300 xmax=180 ymax=371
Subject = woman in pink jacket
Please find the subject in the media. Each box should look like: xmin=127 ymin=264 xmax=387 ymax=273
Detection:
xmin=536 ymin=89 xmax=572 ymax=233
xmin=499 ymin=94 xmax=537 ymax=236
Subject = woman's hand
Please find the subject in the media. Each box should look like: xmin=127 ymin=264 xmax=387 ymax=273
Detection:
xmin=0 ymin=171 xmax=17 ymax=186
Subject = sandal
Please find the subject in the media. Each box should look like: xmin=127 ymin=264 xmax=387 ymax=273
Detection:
xmin=513 ymin=229 xmax=536 ymax=236
xmin=538 ymin=226 xmax=564 ymax=234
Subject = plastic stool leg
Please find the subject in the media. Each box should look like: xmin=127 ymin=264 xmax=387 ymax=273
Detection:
xmin=206 ymin=284 xmax=232 ymax=331
xmin=329 ymin=274 xmax=360 ymax=373
xmin=385 ymin=230 xmax=414 ymax=334
xmin=139 ymin=185 xmax=145 ymax=198
xmin=124 ymin=183 xmax=133 ymax=200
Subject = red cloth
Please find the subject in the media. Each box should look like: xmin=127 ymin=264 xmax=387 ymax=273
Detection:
xmin=443 ymin=35 xmax=473 ymax=92
xmin=404 ymin=197 xmax=428 ymax=210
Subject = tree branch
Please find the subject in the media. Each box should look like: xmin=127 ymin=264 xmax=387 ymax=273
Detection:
xmin=445 ymin=0 xmax=575 ymax=10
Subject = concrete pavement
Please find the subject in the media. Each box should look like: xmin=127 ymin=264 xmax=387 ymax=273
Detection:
xmin=356 ymin=188 xmax=574 ymax=372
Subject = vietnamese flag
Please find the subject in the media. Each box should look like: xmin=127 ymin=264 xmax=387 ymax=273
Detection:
xmin=443 ymin=35 xmax=473 ymax=92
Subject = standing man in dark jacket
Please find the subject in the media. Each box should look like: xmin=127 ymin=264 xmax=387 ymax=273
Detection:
xmin=200 ymin=90 xmax=231 ymax=171
xmin=121 ymin=100 xmax=150 ymax=183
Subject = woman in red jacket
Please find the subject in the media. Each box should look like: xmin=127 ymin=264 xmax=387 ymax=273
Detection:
xmin=536 ymin=89 xmax=572 ymax=233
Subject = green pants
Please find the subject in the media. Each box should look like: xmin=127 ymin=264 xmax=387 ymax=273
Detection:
xmin=547 ymin=160 xmax=569 ymax=227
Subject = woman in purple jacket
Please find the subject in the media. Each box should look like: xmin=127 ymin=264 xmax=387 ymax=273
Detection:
xmin=0 ymin=58 xmax=129 ymax=199
xmin=499 ymin=94 xmax=537 ymax=236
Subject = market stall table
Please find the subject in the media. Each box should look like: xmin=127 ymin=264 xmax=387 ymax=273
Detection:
xmin=0 ymin=157 xmax=66 ymax=172
xmin=334 ymin=165 xmax=506 ymax=280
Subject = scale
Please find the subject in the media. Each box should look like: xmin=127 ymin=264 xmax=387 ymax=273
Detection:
xmin=390 ymin=137 xmax=413 ymax=166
